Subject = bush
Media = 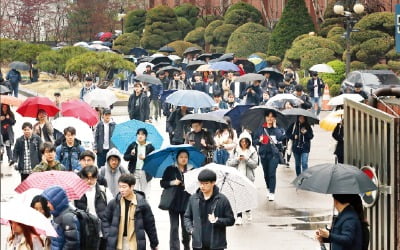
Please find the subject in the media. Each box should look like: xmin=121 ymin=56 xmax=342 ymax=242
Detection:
xmin=329 ymin=83 xmax=341 ymax=97
xmin=225 ymin=2 xmax=262 ymax=23
xmin=224 ymin=9 xmax=259 ymax=26
xmin=204 ymin=20 xmax=224 ymax=45
xmin=174 ymin=3 xmax=200 ymax=26
xmin=195 ymin=15 xmax=219 ymax=28
xmin=167 ymin=40 xmax=200 ymax=57
xmin=350 ymin=61 xmax=367 ymax=71
xmin=300 ymin=48 xmax=336 ymax=70
xmin=354 ymin=12 xmax=395 ymax=36
xmin=388 ymin=60 xmax=400 ymax=73
xmin=253 ymin=52 xmax=267 ymax=59
xmin=323 ymin=78 xmax=335 ymax=88
xmin=320 ymin=60 xmax=346 ymax=85
xmin=213 ymin=24 xmax=237 ymax=47
xmin=184 ymin=27 xmax=205 ymax=47
xmin=266 ymin=56 xmax=281 ymax=65
xmin=0 ymin=38 xmax=27 ymax=64
xmin=225 ymin=22 xmax=270 ymax=57
xmin=125 ymin=9 xmax=146 ymax=35
xmin=372 ymin=64 xmax=390 ymax=70
xmin=113 ymin=33 xmax=141 ymax=54
xmin=177 ymin=17 xmax=194 ymax=38
xmin=267 ymin=0 xmax=315 ymax=58
xmin=210 ymin=45 xmax=226 ymax=53
xmin=386 ymin=49 xmax=400 ymax=60
xmin=356 ymin=37 xmax=394 ymax=65
xmin=350 ymin=30 xmax=391 ymax=44
xmin=319 ymin=24 xmax=340 ymax=37
xmin=327 ymin=27 xmax=345 ymax=38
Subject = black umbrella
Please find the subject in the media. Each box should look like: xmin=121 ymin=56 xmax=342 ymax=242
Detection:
xmin=156 ymin=66 xmax=181 ymax=75
xmin=217 ymin=53 xmax=235 ymax=62
xmin=235 ymin=73 xmax=265 ymax=83
xmin=240 ymin=106 xmax=288 ymax=132
xmin=257 ymin=67 xmax=284 ymax=83
xmin=149 ymin=56 xmax=172 ymax=65
xmin=158 ymin=46 xmax=176 ymax=53
xmin=225 ymin=105 xmax=254 ymax=133
xmin=196 ymin=53 xmax=212 ymax=61
xmin=135 ymin=74 xmax=162 ymax=85
xmin=235 ymin=59 xmax=255 ymax=73
xmin=153 ymin=62 xmax=171 ymax=72
xmin=180 ymin=113 xmax=228 ymax=131
xmin=282 ymin=108 xmax=319 ymax=125
xmin=186 ymin=60 xmax=206 ymax=71
xmin=183 ymin=47 xmax=202 ymax=55
xmin=0 ymin=85 xmax=11 ymax=94
xmin=9 ymin=61 xmax=29 ymax=71
xmin=128 ymin=47 xmax=149 ymax=57
xmin=292 ymin=163 xmax=377 ymax=194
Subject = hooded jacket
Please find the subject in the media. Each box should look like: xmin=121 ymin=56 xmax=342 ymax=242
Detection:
xmin=99 ymin=148 xmax=129 ymax=197
xmin=42 ymin=186 xmax=80 ymax=250
xmin=56 ymin=139 xmax=85 ymax=172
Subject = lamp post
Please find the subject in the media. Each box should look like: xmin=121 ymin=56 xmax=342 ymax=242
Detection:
xmin=118 ymin=7 xmax=126 ymax=34
xmin=333 ymin=0 xmax=364 ymax=76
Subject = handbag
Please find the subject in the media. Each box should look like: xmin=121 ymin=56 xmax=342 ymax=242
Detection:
xmin=158 ymin=186 xmax=178 ymax=210
xmin=264 ymin=128 xmax=285 ymax=165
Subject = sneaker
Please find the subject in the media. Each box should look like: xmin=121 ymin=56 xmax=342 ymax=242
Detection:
xmin=235 ymin=216 xmax=243 ymax=225
xmin=246 ymin=211 xmax=252 ymax=221
xmin=268 ymin=193 xmax=275 ymax=201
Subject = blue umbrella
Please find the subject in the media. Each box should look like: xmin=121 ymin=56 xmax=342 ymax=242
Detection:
xmin=143 ymin=144 xmax=205 ymax=177
xmin=225 ymin=105 xmax=254 ymax=132
xmin=166 ymin=90 xmax=215 ymax=108
xmin=210 ymin=61 xmax=239 ymax=71
xmin=111 ymin=119 xmax=163 ymax=154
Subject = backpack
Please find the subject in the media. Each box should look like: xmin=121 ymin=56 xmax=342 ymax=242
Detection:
xmin=72 ymin=209 xmax=101 ymax=250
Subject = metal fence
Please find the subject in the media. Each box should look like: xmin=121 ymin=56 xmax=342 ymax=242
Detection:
xmin=344 ymin=99 xmax=400 ymax=250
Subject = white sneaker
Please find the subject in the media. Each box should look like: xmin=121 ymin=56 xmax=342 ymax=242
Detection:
xmin=235 ymin=216 xmax=243 ymax=225
xmin=268 ymin=193 xmax=275 ymax=201
xmin=246 ymin=211 xmax=252 ymax=221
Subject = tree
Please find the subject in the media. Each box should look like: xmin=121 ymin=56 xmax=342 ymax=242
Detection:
xmin=177 ymin=17 xmax=194 ymax=39
xmin=224 ymin=1 xmax=262 ymax=24
xmin=166 ymin=40 xmax=200 ymax=57
xmin=204 ymin=20 xmax=224 ymax=45
xmin=226 ymin=22 xmax=271 ymax=57
xmin=174 ymin=3 xmax=199 ymax=26
xmin=14 ymin=43 xmax=50 ymax=78
xmin=267 ymin=0 xmax=315 ymax=58
xmin=140 ymin=5 xmax=181 ymax=50
xmin=184 ymin=27 xmax=205 ymax=47
xmin=0 ymin=38 xmax=27 ymax=65
xmin=124 ymin=9 xmax=146 ymax=36
xmin=213 ymin=24 xmax=237 ymax=47
xmin=113 ymin=33 xmax=141 ymax=54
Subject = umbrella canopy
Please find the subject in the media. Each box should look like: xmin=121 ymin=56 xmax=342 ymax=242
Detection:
xmin=183 ymin=47 xmax=202 ymax=55
xmin=156 ymin=65 xmax=181 ymax=75
xmin=195 ymin=64 xmax=212 ymax=72
xmin=168 ymin=55 xmax=181 ymax=61
xmin=282 ymin=108 xmax=319 ymax=125
xmin=235 ymin=73 xmax=265 ymax=82
xmin=153 ymin=62 xmax=172 ymax=72
xmin=89 ymin=44 xmax=110 ymax=51
xmin=328 ymin=93 xmax=365 ymax=106
xmin=240 ymin=106 xmax=287 ymax=132
xmin=135 ymin=62 xmax=154 ymax=76
xmin=186 ymin=60 xmax=206 ymax=71
xmin=149 ymin=56 xmax=172 ymax=65
xmin=217 ymin=53 xmax=235 ymax=62
xmin=180 ymin=113 xmax=228 ymax=131
xmin=52 ymin=117 xmax=94 ymax=143
xmin=166 ymin=90 xmax=215 ymax=109
xmin=128 ymin=47 xmax=149 ymax=57
xmin=160 ymin=89 xmax=177 ymax=103
xmin=158 ymin=46 xmax=176 ymax=53
xmin=208 ymin=109 xmax=230 ymax=118
xmin=90 ymin=41 xmax=104 ymax=44
xmin=15 ymin=170 xmax=90 ymax=200
xmin=17 ymin=97 xmax=59 ymax=118
xmin=135 ymin=74 xmax=162 ymax=85
xmin=248 ymin=54 xmax=268 ymax=72
xmin=266 ymin=94 xmax=303 ymax=109
xmin=111 ymin=119 xmax=163 ymax=154
xmin=310 ymin=64 xmax=335 ymax=73
xmin=143 ymin=144 xmax=205 ymax=178
xmin=0 ymin=95 xmax=23 ymax=106
xmin=320 ymin=110 xmax=343 ymax=131
xmin=12 ymin=188 xmax=44 ymax=207
xmin=99 ymin=32 xmax=113 ymax=41
xmin=225 ymin=105 xmax=254 ymax=132
xmin=210 ymin=61 xmax=240 ymax=71
xmin=73 ymin=41 xmax=89 ymax=47
xmin=257 ymin=67 xmax=284 ymax=83
xmin=184 ymin=163 xmax=258 ymax=213
xmin=61 ymin=99 xmax=99 ymax=126
xmin=1 ymin=201 xmax=58 ymax=237
xmin=9 ymin=61 xmax=29 ymax=71
xmin=235 ymin=59 xmax=255 ymax=73
xmin=83 ymin=88 xmax=118 ymax=108
xmin=292 ymin=163 xmax=377 ymax=194
xmin=0 ymin=85 xmax=11 ymax=94
xmin=196 ymin=53 xmax=212 ymax=61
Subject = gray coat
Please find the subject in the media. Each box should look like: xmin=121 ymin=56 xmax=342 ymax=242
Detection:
xmin=94 ymin=121 xmax=116 ymax=153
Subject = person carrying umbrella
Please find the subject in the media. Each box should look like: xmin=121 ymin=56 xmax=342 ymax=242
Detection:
xmin=169 ymin=72 xmax=187 ymax=90
xmin=80 ymin=76 xmax=96 ymax=100
xmin=332 ymin=119 xmax=344 ymax=164
xmin=6 ymin=67 xmax=21 ymax=97
xmin=307 ymin=71 xmax=325 ymax=116
xmin=1 ymin=104 xmax=16 ymax=165
xmin=241 ymin=80 xmax=262 ymax=105
xmin=6 ymin=221 xmax=45 ymax=250
xmin=293 ymin=85 xmax=312 ymax=110
xmin=185 ymin=120 xmax=216 ymax=164
xmin=33 ymin=109 xmax=55 ymax=143
xmin=221 ymin=71 xmax=233 ymax=101
xmin=32 ymin=142 xmax=65 ymax=172
xmin=160 ymin=149 xmax=193 ymax=250
xmin=184 ymin=169 xmax=235 ymax=250
xmin=286 ymin=115 xmax=314 ymax=176
xmin=213 ymin=116 xmax=237 ymax=164
xmin=261 ymin=72 xmax=277 ymax=96
xmin=128 ymin=82 xmax=150 ymax=122
xmin=253 ymin=111 xmax=286 ymax=201
xmin=167 ymin=106 xmax=191 ymax=145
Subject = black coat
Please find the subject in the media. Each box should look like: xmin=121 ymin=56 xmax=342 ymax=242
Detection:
xmin=160 ymin=165 xmax=191 ymax=212
xmin=242 ymin=85 xmax=262 ymax=105
xmin=230 ymin=82 xmax=247 ymax=99
xmin=0 ymin=109 xmax=15 ymax=143
xmin=123 ymin=142 xmax=155 ymax=174
xmin=307 ymin=77 xmax=325 ymax=97
xmin=104 ymin=192 xmax=159 ymax=250
xmin=12 ymin=135 xmax=42 ymax=172
xmin=166 ymin=108 xmax=191 ymax=144
xmin=254 ymin=126 xmax=285 ymax=158
xmin=296 ymin=93 xmax=312 ymax=109
xmin=286 ymin=122 xmax=314 ymax=153
xmin=128 ymin=93 xmax=150 ymax=121
xmin=184 ymin=187 xmax=235 ymax=249
xmin=94 ymin=121 xmax=116 ymax=153
xmin=332 ymin=123 xmax=344 ymax=161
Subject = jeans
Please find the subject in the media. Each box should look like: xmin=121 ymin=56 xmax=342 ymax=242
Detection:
xmin=311 ymin=97 xmax=321 ymax=115
xmin=96 ymin=149 xmax=109 ymax=168
xmin=11 ymin=82 xmax=19 ymax=97
xmin=293 ymin=152 xmax=309 ymax=176
xmin=150 ymin=99 xmax=160 ymax=120
xmin=260 ymin=154 xmax=279 ymax=193
xmin=169 ymin=210 xmax=190 ymax=250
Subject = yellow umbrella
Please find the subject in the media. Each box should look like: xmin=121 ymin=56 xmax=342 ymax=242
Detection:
xmin=320 ymin=109 xmax=344 ymax=131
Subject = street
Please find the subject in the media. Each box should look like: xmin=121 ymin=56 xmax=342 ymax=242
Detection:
xmin=1 ymin=103 xmax=335 ymax=250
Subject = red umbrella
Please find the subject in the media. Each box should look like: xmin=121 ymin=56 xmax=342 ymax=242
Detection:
xmin=61 ymin=99 xmax=99 ymax=126
xmin=15 ymin=171 xmax=90 ymax=200
xmin=99 ymin=32 xmax=113 ymax=41
xmin=16 ymin=97 xmax=59 ymax=117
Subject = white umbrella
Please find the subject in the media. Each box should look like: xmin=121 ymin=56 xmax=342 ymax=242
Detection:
xmin=135 ymin=62 xmax=154 ymax=76
xmin=168 ymin=55 xmax=181 ymax=61
xmin=73 ymin=41 xmax=89 ymax=47
xmin=184 ymin=163 xmax=258 ymax=213
xmin=266 ymin=94 xmax=303 ymax=109
xmin=91 ymin=41 xmax=104 ymax=44
xmin=151 ymin=53 xmax=165 ymax=58
xmin=89 ymin=44 xmax=110 ymax=51
xmin=310 ymin=64 xmax=335 ymax=73
xmin=12 ymin=188 xmax=44 ymax=207
xmin=52 ymin=117 xmax=94 ymax=143
xmin=328 ymin=93 xmax=364 ymax=106
xmin=83 ymin=88 xmax=118 ymax=108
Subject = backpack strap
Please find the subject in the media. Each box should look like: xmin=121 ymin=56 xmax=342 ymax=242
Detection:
xmin=100 ymin=167 xmax=105 ymax=177
xmin=98 ymin=185 xmax=107 ymax=203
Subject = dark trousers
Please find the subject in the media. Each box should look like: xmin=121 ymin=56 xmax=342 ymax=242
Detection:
xmin=20 ymin=173 xmax=29 ymax=182
xmin=99 ymin=237 xmax=107 ymax=250
xmin=96 ymin=149 xmax=109 ymax=168
xmin=260 ymin=154 xmax=279 ymax=193
xmin=169 ymin=210 xmax=190 ymax=250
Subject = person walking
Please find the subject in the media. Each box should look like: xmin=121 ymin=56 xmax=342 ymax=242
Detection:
xmin=286 ymin=115 xmax=314 ymax=176
xmin=10 ymin=122 xmax=42 ymax=182
xmin=123 ymin=128 xmax=155 ymax=199
xmin=94 ymin=109 xmax=116 ymax=168
xmin=213 ymin=117 xmax=237 ymax=165
xmin=332 ymin=120 xmax=344 ymax=164
xmin=307 ymin=71 xmax=325 ymax=116
xmin=99 ymin=148 xmax=129 ymax=197
xmin=185 ymin=121 xmax=215 ymax=164
xmin=6 ymin=221 xmax=44 ymax=250
xmin=184 ymin=169 xmax=235 ymax=250
xmin=168 ymin=72 xmax=187 ymax=90
xmin=254 ymin=111 xmax=285 ymax=201
xmin=30 ymin=195 xmax=52 ymax=250
xmin=79 ymin=149 xmax=108 ymax=187
xmin=167 ymin=106 xmax=191 ymax=145
xmin=128 ymin=82 xmax=150 ymax=122
xmin=160 ymin=149 xmax=192 ymax=250
xmin=352 ymin=82 xmax=368 ymax=100
xmin=1 ymin=104 xmax=15 ymax=164
xmin=148 ymin=82 xmax=163 ymax=122
xmin=33 ymin=142 xmax=65 ymax=172
xmin=226 ymin=131 xmax=258 ymax=225
xmin=293 ymin=85 xmax=312 ymax=110
xmin=104 ymin=174 xmax=159 ymax=250
xmin=241 ymin=80 xmax=262 ymax=105
xmin=33 ymin=109 xmax=54 ymax=143
xmin=80 ymin=76 xmax=96 ymax=100
xmin=6 ymin=68 xmax=21 ymax=97
xmin=55 ymin=127 xmax=85 ymax=172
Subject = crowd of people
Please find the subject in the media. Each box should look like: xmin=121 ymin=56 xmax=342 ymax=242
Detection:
xmin=0 ymin=62 xmax=370 ymax=250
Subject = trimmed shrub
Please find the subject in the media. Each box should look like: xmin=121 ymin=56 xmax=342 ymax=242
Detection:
xmin=125 ymin=9 xmax=146 ymax=35
xmin=372 ymin=64 xmax=390 ymax=70
xmin=354 ymin=12 xmax=395 ymax=36
xmin=195 ymin=15 xmax=219 ymax=28
xmin=167 ymin=40 xmax=200 ymax=57
xmin=174 ymin=3 xmax=200 ymax=26
xmin=356 ymin=37 xmax=394 ymax=64
xmin=388 ymin=60 xmax=400 ymax=73
xmin=225 ymin=22 xmax=270 ymax=57
xmin=386 ymin=49 xmax=400 ymax=60
xmin=213 ymin=24 xmax=237 ymax=47
xmin=225 ymin=2 xmax=262 ymax=23
xmin=327 ymin=27 xmax=345 ymax=38
xmin=184 ymin=27 xmax=205 ymax=47
xmin=300 ymin=48 xmax=336 ymax=70
xmin=350 ymin=61 xmax=367 ymax=71
xmin=266 ymin=56 xmax=281 ymax=65
xmin=177 ymin=17 xmax=194 ymax=38
xmin=320 ymin=60 xmax=346 ymax=85
xmin=329 ymin=83 xmax=341 ymax=97
xmin=224 ymin=9 xmax=259 ymax=26
xmin=204 ymin=20 xmax=224 ymax=45
xmin=319 ymin=24 xmax=340 ymax=37
xmin=113 ymin=33 xmax=141 ymax=54
xmin=350 ymin=30 xmax=391 ymax=44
